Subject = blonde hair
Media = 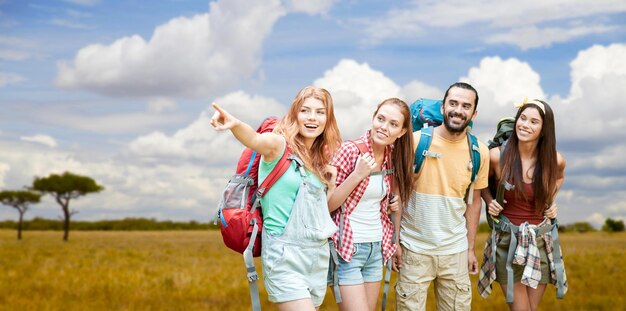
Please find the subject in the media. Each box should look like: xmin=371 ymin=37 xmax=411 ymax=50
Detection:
xmin=274 ymin=86 xmax=342 ymax=185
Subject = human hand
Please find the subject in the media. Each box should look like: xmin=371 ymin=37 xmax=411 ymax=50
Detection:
xmin=210 ymin=102 xmax=240 ymax=131
xmin=544 ymin=203 xmax=558 ymax=219
xmin=354 ymin=152 xmax=377 ymax=179
xmin=468 ymin=250 xmax=478 ymax=275
xmin=387 ymin=193 xmax=400 ymax=214
xmin=392 ymin=246 xmax=403 ymax=272
xmin=487 ymin=200 xmax=505 ymax=216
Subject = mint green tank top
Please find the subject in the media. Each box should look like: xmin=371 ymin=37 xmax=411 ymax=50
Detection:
xmin=258 ymin=146 xmax=323 ymax=236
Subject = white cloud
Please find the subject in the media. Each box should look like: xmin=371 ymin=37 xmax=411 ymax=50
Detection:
xmin=33 ymin=108 xmax=187 ymax=135
xmin=283 ymin=0 xmax=335 ymax=15
xmin=129 ymin=91 xmax=285 ymax=162
xmin=569 ymin=43 xmax=626 ymax=100
xmin=20 ymin=135 xmax=58 ymax=148
xmin=362 ymin=0 xmax=626 ymax=46
xmin=55 ymin=0 xmax=287 ymax=98
xmin=486 ymin=25 xmax=616 ymax=50
xmin=314 ymin=59 xmax=403 ymax=138
xmin=55 ymin=0 xmax=339 ymax=98
xmin=147 ymin=97 xmax=177 ymax=113
xmin=0 ymin=72 xmax=25 ymax=87
xmin=0 ymin=139 xmax=224 ymax=222
xmin=458 ymin=56 xmax=545 ymax=140
xmin=545 ymin=43 xmax=626 ymax=144
xmin=401 ymin=81 xmax=443 ymax=103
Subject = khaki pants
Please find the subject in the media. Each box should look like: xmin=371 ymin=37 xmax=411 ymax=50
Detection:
xmin=396 ymin=246 xmax=471 ymax=311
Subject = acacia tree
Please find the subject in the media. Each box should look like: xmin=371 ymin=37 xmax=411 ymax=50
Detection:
xmin=0 ymin=190 xmax=41 ymax=240
xmin=32 ymin=172 xmax=104 ymax=241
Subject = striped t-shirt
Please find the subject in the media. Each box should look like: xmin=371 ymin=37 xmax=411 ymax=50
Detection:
xmin=401 ymin=129 xmax=489 ymax=255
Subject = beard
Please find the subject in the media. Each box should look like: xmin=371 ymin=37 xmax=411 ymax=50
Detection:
xmin=443 ymin=111 xmax=471 ymax=133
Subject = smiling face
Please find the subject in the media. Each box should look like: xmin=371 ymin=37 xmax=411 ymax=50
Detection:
xmin=297 ymin=97 xmax=327 ymax=147
xmin=441 ymin=86 xmax=477 ymax=133
xmin=371 ymin=102 xmax=407 ymax=146
xmin=516 ymin=106 xmax=543 ymax=142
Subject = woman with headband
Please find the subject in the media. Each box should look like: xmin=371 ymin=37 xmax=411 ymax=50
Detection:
xmin=478 ymin=99 xmax=567 ymax=311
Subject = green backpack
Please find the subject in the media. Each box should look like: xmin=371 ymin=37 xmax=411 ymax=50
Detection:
xmin=487 ymin=117 xmax=515 ymax=149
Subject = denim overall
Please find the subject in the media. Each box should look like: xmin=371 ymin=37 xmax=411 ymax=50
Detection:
xmin=261 ymin=156 xmax=338 ymax=306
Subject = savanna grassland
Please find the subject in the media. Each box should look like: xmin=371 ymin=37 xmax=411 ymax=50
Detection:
xmin=1 ymin=230 xmax=624 ymax=310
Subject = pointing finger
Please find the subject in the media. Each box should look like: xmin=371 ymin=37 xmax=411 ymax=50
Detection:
xmin=211 ymin=102 xmax=223 ymax=113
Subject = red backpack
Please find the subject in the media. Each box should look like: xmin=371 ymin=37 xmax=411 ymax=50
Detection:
xmin=216 ymin=116 xmax=292 ymax=311
xmin=217 ymin=116 xmax=292 ymax=256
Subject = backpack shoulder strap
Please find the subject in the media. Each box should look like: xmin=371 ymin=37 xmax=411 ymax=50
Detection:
xmin=349 ymin=138 xmax=369 ymax=154
xmin=256 ymin=145 xmax=292 ymax=199
xmin=466 ymin=132 xmax=481 ymax=183
xmin=351 ymin=138 xmax=394 ymax=176
xmin=414 ymin=126 xmax=438 ymax=173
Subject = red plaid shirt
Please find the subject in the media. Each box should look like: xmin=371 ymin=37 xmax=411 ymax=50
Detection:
xmin=330 ymin=130 xmax=397 ymax=263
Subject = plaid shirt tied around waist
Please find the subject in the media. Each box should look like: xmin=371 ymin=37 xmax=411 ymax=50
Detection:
xmin=478 ymin=220 xmax=568 ymax=298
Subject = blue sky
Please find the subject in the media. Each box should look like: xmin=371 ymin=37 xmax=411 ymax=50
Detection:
xmin=1 ymin=0 xmax=625 ymax=227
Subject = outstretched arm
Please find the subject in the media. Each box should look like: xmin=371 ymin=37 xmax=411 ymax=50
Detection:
xmin=210 ymin=102 xmax=283 ymax=162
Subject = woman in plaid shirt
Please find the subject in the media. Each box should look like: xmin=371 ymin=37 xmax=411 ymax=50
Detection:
xmin=327 ymin=98 xmax=414 ymax=311
xmin=481 ymin=99 xmax=566 ymax=311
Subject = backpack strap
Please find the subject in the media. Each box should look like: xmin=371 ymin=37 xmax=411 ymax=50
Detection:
xmin=382 ymin=204 xmax=397 ymax=311
xmin=349 ymin=138 xmax=369 ymax=154
xmin=467 ymin=132 xmax=481 ymax=183
xmin=465 ymin=131 xmax=481 ymax=203
xmin=244 ymin=151 xmax=257 ymax=176
xmin=245 ymin=145 xmax=292 ymax=311
xmin=414 ymin=127 xmax=480 ymax=203
xmin=350 ymin=139 xmax=394 ymax=177
xmin=414 ymin=126 xmax=440 ymax=173
xmin=255 ymin=146 xmax=293 ymax=200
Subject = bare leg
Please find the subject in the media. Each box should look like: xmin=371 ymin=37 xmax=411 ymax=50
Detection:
xmin=499 ymin=283 xmax=536 ymax=311
xmin=363 ymin=281 xmax=381 ymax=311
xmin=338 ymin=284 xmax=370 ymax=311
xmin=527 ymin=284 xmax=547 ymax=311
xmin=277 ymin=298 xmax=316 ymax=311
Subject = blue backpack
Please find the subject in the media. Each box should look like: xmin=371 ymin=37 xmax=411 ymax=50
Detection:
xmin=410 ymin=98 xmax=481 ymax=202
xmin=410 ymin=98 xmax=474 ymax=132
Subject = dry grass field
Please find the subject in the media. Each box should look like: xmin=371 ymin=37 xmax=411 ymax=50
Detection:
xmin=1 ymin=230 xmax=624 ymax=310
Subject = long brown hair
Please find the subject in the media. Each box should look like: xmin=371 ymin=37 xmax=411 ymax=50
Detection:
xmin=373 ymin=98 xmax=414 ymax=207
xmin=274 ymin=86 xmax=342 ymax=185
xmin=500 ymin=100 xmax=558 ymax=214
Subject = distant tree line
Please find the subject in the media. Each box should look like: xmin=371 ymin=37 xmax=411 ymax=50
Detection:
xmin=0 ymin=217 xmax=219 ymax=231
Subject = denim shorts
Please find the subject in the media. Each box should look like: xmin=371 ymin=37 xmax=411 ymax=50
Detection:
xmin=262 ymin=233 xmax=330 ymax=307
xmin=334 ymin=241 xmax=384 ymax=285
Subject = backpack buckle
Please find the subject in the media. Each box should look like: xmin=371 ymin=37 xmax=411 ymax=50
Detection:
xmin=422 ymin=150 xmax=441 ymax=158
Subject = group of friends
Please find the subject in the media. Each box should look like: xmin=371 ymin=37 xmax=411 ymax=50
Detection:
xmin=210 ymin=81 xmax=566 ymax=311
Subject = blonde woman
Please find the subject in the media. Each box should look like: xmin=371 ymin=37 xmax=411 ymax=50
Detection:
xmin=211 ymin=86 xmax=342 ymax=311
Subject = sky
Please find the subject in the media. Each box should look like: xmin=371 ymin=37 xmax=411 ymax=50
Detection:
xmin=0 ymin=0 xmax=625 ymax=227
